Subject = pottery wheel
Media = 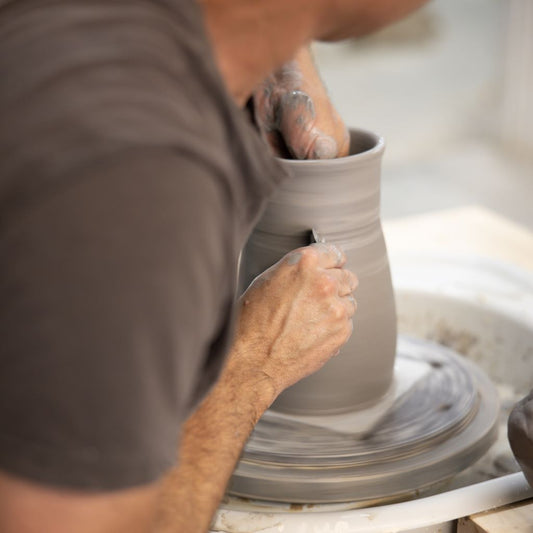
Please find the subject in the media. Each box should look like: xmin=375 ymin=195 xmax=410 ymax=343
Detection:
xmin=229 ymin=336 xmax=499 ymax=503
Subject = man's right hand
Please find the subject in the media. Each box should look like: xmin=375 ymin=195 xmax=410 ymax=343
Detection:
xmin=227 ymin=243 xmax=358 ymax=406
xmin=154 ymin=244 xmax=356 ymax=533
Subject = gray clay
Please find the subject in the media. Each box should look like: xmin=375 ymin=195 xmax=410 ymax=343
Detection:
xmin=240 ymin=129 xmax=397 ymax=415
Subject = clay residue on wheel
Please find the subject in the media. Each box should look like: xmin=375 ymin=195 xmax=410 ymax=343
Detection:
xmin=430 ymin=320 xmax=479 ymax=356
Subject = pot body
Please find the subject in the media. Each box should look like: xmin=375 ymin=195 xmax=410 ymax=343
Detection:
xmin=240 ymin=129 xmax=397 ymax=414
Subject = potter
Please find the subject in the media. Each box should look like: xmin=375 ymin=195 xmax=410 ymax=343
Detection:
xmin=240 ymin=128 xmax=397 ymax=415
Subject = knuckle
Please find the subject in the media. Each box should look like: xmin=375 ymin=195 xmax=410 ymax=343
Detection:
xmin=346 ymin=270 xmax=358 ymax=289
xmin=311 ymin=242 xmax=328 ymax=252
xmin=318 ymin=275 xmax=337 ymax=296
xmin=347 ymin=295 xmax=357 ymax=315
xmin=298 ymin=246 xmax=318 ymax=266
xmin=331 ymin=302 xmax=346 ymax=321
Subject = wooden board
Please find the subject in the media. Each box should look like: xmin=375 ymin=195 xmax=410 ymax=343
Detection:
xmin=457 ymin=498 xmax=533 ymax=532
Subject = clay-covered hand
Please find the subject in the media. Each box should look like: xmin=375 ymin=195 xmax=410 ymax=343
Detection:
xmin=253 ymin=46 xmax=349 ymax=160
xmin=228 ymin=243 xmax=358 ymax=403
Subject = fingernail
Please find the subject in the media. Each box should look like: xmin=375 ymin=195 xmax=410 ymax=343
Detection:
xmin=312 ymin=135 xmax=338 ymax=159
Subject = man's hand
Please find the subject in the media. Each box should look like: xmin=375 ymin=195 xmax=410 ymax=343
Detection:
xmin=253 ymin=47 xmax=350 ymax=160
xmin=229 ymin=243 xmax=358 ymax=401
xmin=154 ymin=243 xmax=357 ymax=533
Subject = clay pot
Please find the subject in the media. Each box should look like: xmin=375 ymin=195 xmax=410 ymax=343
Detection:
xmin=240 ymin=129 xmax=397 ymax=415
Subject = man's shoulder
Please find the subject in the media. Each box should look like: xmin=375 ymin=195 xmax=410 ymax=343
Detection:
xmin=0 ymin=0 xmax=249 ymax=189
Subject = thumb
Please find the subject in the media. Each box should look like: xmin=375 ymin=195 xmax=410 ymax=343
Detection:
xmin=278 ymin=90 xmax=340 ymax=160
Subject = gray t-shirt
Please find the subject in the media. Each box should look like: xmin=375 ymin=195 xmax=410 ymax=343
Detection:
xmin=0 ymin=0 xmax=286 ymax=490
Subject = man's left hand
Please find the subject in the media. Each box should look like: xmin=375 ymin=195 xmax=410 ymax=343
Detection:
xmin=253 ymin=46 xmax=349 ymax=160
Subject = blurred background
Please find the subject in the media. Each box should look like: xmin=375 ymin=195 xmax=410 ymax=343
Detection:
xmin=313 ymin=0 xmax=533 ymax=228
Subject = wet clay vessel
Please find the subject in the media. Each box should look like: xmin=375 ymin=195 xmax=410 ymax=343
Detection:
xmin=240 ymin=129 xmax=397 ymax=415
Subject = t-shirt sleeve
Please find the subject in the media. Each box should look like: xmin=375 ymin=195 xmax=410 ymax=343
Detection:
xmin=0 ymin=150 xmax=234 ymax=490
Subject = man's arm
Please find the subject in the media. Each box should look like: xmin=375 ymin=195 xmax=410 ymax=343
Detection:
xmin=0 ymin=365 xmax=268 ymax=533
xmin=0 ymin=471 xmax=160 ymax=533
xmin=201 ymin=0 xmax=430 ymax=105
xmin=153 ymin=359 xmax=274 ymax=533
xmin=0 ymin=150 xmax=247 ymax=533
xmin=154 ymin=244 xmax=358 ymax=532
xmin=0 ymin=242 xmax=356 ymax=533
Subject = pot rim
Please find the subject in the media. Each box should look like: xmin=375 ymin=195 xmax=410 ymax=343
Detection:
xmin=277 ymin=127 xmax=385 ymax=167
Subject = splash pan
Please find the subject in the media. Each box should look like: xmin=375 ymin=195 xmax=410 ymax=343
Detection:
xmin=213 ymin=253 xmax=533 ymax=533
xmin=230 ymin=336 xmax=499 ymax=503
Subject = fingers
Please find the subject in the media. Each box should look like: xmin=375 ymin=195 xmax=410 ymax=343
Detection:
xmin=282 ymin=242 xmax=357 ymax=312
xmin=310 ymin=243 xmax=346 ymax=268
xmin=252 ymin=46 xmax=349 ymax=160
xmin=276 ymin=90 xmax=346 ymax=160
xmin=237 ymin=240 xmax=358 ymax=394
xmin=306 ymin=134 xmax=339 ymax=160
xmin=331 ymin=293 xmax=356 ymax=353
xmin=283 ymin=242 xmax=358 ymax=326
xmin=277 ymin=90 xmax=317 ymax=160
xmin=278 ymin=47 xmax=349 ymax=160
xmin=326 ymin=267 xmax=359 ymax=296
xmin=342 ymin=293 xmax=357 ymax=318
xmin=284 ymin=243 xmax=345 ymax=269
xmin=331 ymin=294 xmax=357 ymax=325
xmin=283 ymin=244 xmax=357 ymax=295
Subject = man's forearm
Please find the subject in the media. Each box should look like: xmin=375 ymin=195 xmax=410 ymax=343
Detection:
xmin=200 ymin=0 xmax=429 ymax=104
xmin=152 ymin=242 xmax=356 ymax=532
xmin=152 ymin=351 xmax=276 ymax=533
